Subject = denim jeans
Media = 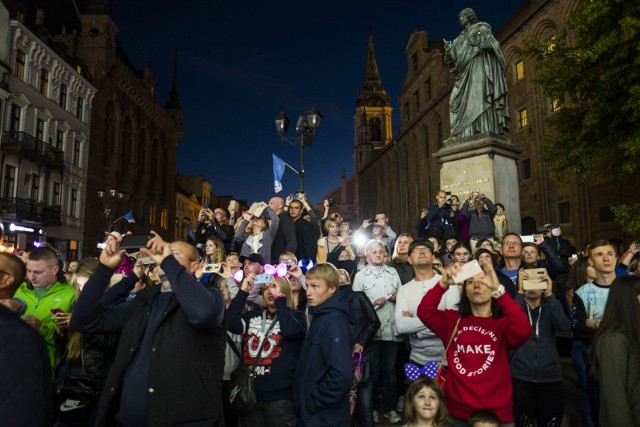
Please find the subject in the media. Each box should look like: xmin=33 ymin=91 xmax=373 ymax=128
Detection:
xmin=357 ymin=376 xmax=374 ymax=427
xmin=371 ymin=340 xmax=398 ymax=413
xmin=240 ymin=399 xmax=298 ymax=427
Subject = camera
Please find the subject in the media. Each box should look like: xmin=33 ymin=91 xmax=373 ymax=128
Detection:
xmin=445 ymin=199 xmax=453 ymax=205
xmin=203 ymin=203 xmax=212 ymax=210
xmin=288 ymin=193 xmax=298 ymax=201
xmin=535 ymin=226 xmax=548 ymax=234
xmin=366 ymin=218 xmax=377 ymax=224
xmin=327 ymin=198 xmax=336 ymax=207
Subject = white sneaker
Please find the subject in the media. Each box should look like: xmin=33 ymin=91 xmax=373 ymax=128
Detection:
xmin=373 ymin=410 xmax=379 ymax=423
xmin=384 ymin=410 xmax=402 ymax=424
xmin=395 ymin=395 xmax=405 ymax=413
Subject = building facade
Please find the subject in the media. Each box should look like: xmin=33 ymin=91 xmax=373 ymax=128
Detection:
xmin=0 ymin=9 xmax=96 ymax=259
xmin=51 ymin=1 xmax=183 ymax=253
xmin=356 ymin=0 xmax=638 ymax=250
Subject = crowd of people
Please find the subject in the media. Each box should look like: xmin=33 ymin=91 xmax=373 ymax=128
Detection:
xmin=1 ymin=190 xmax=639 ymax=427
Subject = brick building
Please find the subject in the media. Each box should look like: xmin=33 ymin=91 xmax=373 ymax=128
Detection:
xmin=356 ymin=0 xmax=639 ymax=250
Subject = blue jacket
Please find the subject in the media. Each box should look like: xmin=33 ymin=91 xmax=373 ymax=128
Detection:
xmin=294 ymin=289 xmax=357 ymax=426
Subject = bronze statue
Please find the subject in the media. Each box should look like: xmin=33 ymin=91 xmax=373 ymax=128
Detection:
xmin=444 ymin=8 xmax=510 ymax=140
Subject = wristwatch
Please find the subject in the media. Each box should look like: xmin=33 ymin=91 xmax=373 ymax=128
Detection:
xmin=491 ymin=285 xmax=505 ymax=299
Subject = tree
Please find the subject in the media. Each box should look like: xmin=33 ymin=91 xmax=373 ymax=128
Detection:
xmin=526 ymin=0 xmax=640 ymax=233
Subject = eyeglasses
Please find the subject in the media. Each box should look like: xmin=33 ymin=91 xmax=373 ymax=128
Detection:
xmin=214 ymin=212 xmax=224 ymax=217
xmin=280 ymin=258 xmax=295 ymax=265
xmin=502 ymin=241 xmax=523 ymax=247
xmin=411 ymin=248 xmax=431 ymax=254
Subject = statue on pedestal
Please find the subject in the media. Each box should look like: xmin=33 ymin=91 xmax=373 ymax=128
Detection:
xmin=444 ymin=8 xmax=510 ymax=140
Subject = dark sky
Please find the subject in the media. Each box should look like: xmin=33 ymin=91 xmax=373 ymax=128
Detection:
xmin=112 ymin=0 xmax=529 ymax=205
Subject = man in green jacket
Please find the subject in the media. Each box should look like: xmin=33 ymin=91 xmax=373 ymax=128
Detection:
xmin=14 ymin=247 xmax=75 ymax=368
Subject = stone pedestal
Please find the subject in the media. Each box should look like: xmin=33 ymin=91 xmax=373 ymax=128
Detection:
xmin=433 ymin=133 xmax=523 ymax=234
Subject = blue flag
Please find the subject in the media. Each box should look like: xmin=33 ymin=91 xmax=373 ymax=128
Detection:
xmin=272 ymin=153 xmax=286 ymax=193
xmin=123 ymin=211 xmax=135 ymax=223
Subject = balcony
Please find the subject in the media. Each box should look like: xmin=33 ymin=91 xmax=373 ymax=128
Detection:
xmin=0 ymin=198 xmax=62 ymax=226
xmin=1 ymin=131 xmax=65 ymax=171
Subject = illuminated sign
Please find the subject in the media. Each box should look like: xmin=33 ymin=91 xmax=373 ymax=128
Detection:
xmin=8 ymin=223 xmax=43 ymax=234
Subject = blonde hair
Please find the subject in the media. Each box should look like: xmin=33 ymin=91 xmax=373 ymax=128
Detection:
xmin=204 ymin=238 xmax=224 ymax=264
xmin=264 ymin=276 xmax=296 ymax=310
xmin=66 ymin=258 xmax=99 ymax=360
xmin=324 ymin=218 xmax=338 ymax=233
xmin=306 ymin=263 xmax=339 ymax=289
xmin=279 ymin=252 xmax=298 ymax=264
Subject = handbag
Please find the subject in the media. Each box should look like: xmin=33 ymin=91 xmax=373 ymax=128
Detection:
xmin=228 ymin=313 xmax=278 ymax=415
xmin=435 ymin=317 xmax=461 ymax=390
xmin=54 ymin=355 xmax=99 ymax=424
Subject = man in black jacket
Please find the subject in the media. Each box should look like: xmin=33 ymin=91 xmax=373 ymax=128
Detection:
xmin=70 ymin=232 xmax=226 ymax=427
xmin=194 ymin=206 xmax=235 ymax=255
xmin=288 ymin=199 xmax=318 ymax=264
xmin=269 ymin=196 xmax=297 ymax=263
xmin=0 ymin=252 xmax=51 ymax=426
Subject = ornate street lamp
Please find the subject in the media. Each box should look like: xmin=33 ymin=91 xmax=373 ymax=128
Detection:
xmin=274 ymin=107 xmax=322 ymax=191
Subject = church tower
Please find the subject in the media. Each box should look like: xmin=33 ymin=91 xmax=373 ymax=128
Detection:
xmin=354 ymin=34 xmax=393 ymax=172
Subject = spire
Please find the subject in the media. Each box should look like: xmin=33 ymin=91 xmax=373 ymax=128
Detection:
xmin=166 ymin=48 xmax=181 ymax=109
xmin=357 ymin=34 xmax=390 ymax=108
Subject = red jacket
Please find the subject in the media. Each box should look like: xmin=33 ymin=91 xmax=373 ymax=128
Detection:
xmin=417 ymin=284 xmax=530 ymax=423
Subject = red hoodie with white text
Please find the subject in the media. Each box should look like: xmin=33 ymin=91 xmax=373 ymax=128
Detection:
xmin=417 ymin=284 xmax=531 ymax=423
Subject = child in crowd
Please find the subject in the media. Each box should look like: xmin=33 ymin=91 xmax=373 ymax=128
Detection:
xmin=293 ymin=263 xmax=356 ymax=427
xmin=467 ymin=409 xmax=500 ymax=427
xmin=402 ymin=377 xmax=448 ymax=427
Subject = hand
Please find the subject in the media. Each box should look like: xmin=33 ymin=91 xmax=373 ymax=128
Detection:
xmin=323 ymin=199 xmax=330 ymax=209
xmin=374 ymin=297 xmax=386 ymax=307
xmin=630 ymin=242 xmax=639 ymax=254
xmin=362 ymin=219 xmax=371 ymax=228
xmin=53 ymin=312 xmax=71 ymax=328
xmin=242 ymin=211 xmax=252 ymax=222
xmin=517 ymin=268 xmax=527 ymax=293
xmin=139 ymin=231 xmax=172 ymax=266
xmin=388 ymin=291 xmax=397 ymax=302
xmin=533 ymin=234 xmax=544 ymax=245
xmin=240 ymin=274 xmax=256 ymax=293
xmin=440 ymin=263 xmax=461 ymax=288
xmin=257 ymin=201 xmax=267 ymax=209
xmin=23 ymin=315 xmax=41 ymax=330
xmin=218 ymin=262 xmax=231 ymax=279
xmin=285 ymin=195 xmax=293 ymax=206
xmin=353 ymin=343 xmax=364 ymax=353
xmin=476 ymin=257 xmax=501 ymax=292
xmin=289 ymin=265 xmax=303 ymax=278
xmin=99 ymin=237 xmax=126 ymax=269
xmin=266 ymin=281 xmax=284 ymax=299
xmin=298 ymin=193 xmax=307 ymax=203
xmin=402 ymin=310 xmax=412 ymax=318
xmin=340 ymin=236 xmax=351 ymax=247
xmin=586 ymin=318 xmax=600 ymax=329
xmin=0 ymin=299 xmax=22 ymax=313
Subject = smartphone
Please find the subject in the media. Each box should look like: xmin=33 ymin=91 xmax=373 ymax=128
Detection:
xmin=203 ymin=263 xmax=221 ymax=273
xmin=137 ymin=257 xmax=155 ymax=265
xmin=50 ymin=308 xmax=63 ymax=315
xmin=452 ymin=260 xmax=482 ymax=283
xmin=523 ymin=268 xmax=548 ymax=290
xmin=521 ymin=235 xmax=535 ymax=243
xmin=120 ymin=234 xmax=153 ymax=252
xmin=254 ymin=273 xmax=271 ymax=285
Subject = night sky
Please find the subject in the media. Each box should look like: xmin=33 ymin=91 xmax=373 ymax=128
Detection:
xmin=112 ymin=0 xmax=529 ymax=205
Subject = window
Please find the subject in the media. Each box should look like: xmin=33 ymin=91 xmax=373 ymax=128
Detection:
xmin=413 ymin=90 xmax=419 ymax=112
xmin=9 ymin=105 xmax=21 ymax=132
xmin=149 ymin=206 xmax=157 ymax=225
xmin=547 ymin=35 xmax=556 ymax=54
xmin=53 ymin=182 xmax=61 ymax=206
xmin=435 ymin=115 xmax=443 ymax=147
xmin=599 ymin=206 xmax=614 ymax=223
xmin=424 ymin=78 xmax=431 ymax=103
xmin=70 ymin=189 xmax=78 ymax=217
xmin=3 ymin=165 xmax=15 ymax=198
xmin=15 ymin=51 xmax=25 ymax=80
xmin=39 ymin=69 xmax=49 ymax=96
xmin=56 ymin=130 xmax=64 ymax=150
xmin=36 ymin=119 xmax=45 ymax=141
xmin=73 ymin=140 xmax=81 ymax=166
xmin=76 ymin=97 xmax=84 ymax=120
xmin=518 ymin=108 xmax=528 ymax=128
xmin=522 ymin=159 xmax=532 ymax=180
xmin=59 ymin=84 xmax=67 ymax=109
xmin=558 ymin=201 xmax=571 ymax=224
xmin=515 ymin=60 xmax=525 ymax=81
xmin=551 ymin=99 xmax=561 ymax=113
xmin=161 ymin=209 xmax=169 ymax=230
xmin=403 ymin=102 xmax=409 ymax=122
xmin=31 ymin=175 xmax=40 ymax=200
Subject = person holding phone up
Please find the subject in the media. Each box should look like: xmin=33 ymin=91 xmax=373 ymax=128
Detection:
xmin=509 ymin=267 xmax=571 ymax=427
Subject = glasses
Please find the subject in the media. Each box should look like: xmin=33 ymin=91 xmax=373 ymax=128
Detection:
xmin=502 ymin=241 xmax=523 ymax=247
xmin=214 ymin=212 xmax=224 ymax=217
xmin=411 ymin=248 xmax=432 ymax=254
xmin=280 ymin=258 xmax=295 ymax=265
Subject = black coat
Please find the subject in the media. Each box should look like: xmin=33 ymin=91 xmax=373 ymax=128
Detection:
xmin=271 ymin=212 xmax=298 ymax=264
xmin=70 ymin=259 xmax=227 ymax=427
xmin=294 ymin=218 xmax=318 ymax=262
xmin=0 ymin=305 xmax=52 ymax=426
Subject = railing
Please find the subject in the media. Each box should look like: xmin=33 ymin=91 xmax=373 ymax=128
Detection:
xmin=0 ymin=131 xmax=65 ymax=170
xmin=0 ymin=198 xmax=61 ymax=226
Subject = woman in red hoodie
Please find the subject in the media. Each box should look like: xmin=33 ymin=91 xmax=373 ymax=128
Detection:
xmin=417 ymin=258 xmax=530 ymax=426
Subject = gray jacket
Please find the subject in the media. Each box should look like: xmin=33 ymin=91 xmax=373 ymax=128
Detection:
xmin=461 ymin=197 xmax=497 ymax=239
xmin=509 ymin=294 xmax=571 ymax=382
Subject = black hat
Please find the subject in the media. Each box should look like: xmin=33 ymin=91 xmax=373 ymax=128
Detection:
xmin=239 ymin=253 xmax=266 ymax=266
xmin=408 ymin=240 xmax=435 ymax=255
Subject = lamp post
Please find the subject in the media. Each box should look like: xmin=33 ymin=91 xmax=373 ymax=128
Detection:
xmin=274 ymin=107 xmax=322 ymax=192
xmin=97 ymin=187 xmax=125 ymax=231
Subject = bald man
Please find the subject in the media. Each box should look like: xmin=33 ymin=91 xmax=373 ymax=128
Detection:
xmin=70 ymin=233 xmax=226 ymax=426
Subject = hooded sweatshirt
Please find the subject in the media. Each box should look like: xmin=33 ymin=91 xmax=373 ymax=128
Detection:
xmin=293 ymin=289 xmax=357 ymax=427
xmin=417 ymin=284 xmax=531 ymax=424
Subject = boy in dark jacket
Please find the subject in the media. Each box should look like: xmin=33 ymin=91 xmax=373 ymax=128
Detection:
xmin=294 ymin=263 xmax=356 ymax=426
